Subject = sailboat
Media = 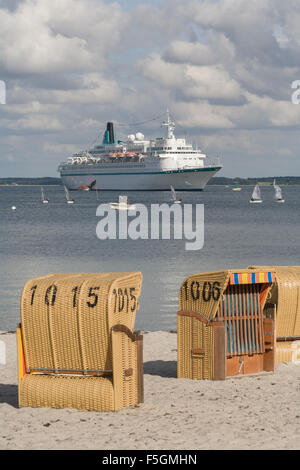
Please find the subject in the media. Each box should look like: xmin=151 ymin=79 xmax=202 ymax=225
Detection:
xmin=41 ymin=186 xmax=49 ymax=204
xmin=64 ymin=185 xmax=75 ymax=204
xmin=249 ymin=184 xmax=262 ymax=203
xmin=170 ymin=185 xmax=182 ymax=204
xmin=273 ymin=179 xmax=285 ymax=203
xmin=109 ymin=195 xmax=136 ymax=211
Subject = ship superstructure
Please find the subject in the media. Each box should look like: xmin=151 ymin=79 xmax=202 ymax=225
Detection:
xmin=58 ymin=111 xmax=222 ymax=190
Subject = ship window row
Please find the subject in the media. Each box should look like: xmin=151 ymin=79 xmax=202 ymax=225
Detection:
xmin=85 ymin=164 xmax=145 ymax=169
xmin=63 ymin=164 xmax=146 ymax=170
xmin=151 ymin=151 xmax=202 ymax=155
xmin=68 ymin=159 xmax=144 ymax=165
xmin=152 ymin=146 xmax=193 ymax=150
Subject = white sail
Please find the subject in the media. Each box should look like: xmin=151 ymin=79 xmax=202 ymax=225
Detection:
xmin=64 ymin=185 xmax=70 ymax=200
xmin=274 ymin=183 xmax=283 ymax=201
xmin=64 ymin=185 xmax=75 ymax=204
xmin=41 ymin=186 xmax=49 ymax=203
xmin=251 ymin=184 xmax=261 ymax=201
xmin=170 ymin=185 xmax=177 ymax=201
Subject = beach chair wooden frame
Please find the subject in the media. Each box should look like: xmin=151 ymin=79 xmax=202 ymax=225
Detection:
xmin=177 ymin=269 xmax=276 ymax=380
xmin=17 ymin=272 xmax=143 ymax=411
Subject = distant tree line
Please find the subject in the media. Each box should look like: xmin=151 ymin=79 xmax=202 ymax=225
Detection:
xmin=0 ymin=177 xmax=62 ymax=185
xmin=0 ymin=176 xmax=299 ymax=186
xmin=207 ymin=176 xmax=300 ymax=186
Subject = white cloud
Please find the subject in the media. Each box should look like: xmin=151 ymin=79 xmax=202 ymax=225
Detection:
xmin=1 ymin=115 xmax=63 ymax=131
xmin=184 ymin=65 xmax=242 ymax=101
xmin=0 ymin=0 xmax=128 ymax=74
xmin=163 ymin=34 xmax=236 ymax=66
xmin=41 ymin=74 xmax=121 ymax=105
xmin=1 ymin=0 xmax=300 ymax=177
xmin=43 ymin=142 xmax=79 ymax=154
xmin=139 ymin=53 xmax=242 ymax=103
xmin=173 ymin=101 xmax=235 ymax=129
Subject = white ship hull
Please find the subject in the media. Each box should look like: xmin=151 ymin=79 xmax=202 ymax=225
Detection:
xmin=60 ymin=166 xmax=221 ymax=191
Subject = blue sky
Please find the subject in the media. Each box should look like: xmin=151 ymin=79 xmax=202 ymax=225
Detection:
xmin=1 ymin=0 xmax=300 ymax=178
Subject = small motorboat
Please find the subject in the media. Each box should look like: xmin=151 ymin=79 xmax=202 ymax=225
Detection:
xmin=78 ymin=179 xmax=97 ymax=191
xmin=109 ymin=195 xmax=136 ymax=211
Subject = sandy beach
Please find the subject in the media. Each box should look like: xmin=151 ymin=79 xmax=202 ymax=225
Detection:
xmin=0 ymin=330 xmax=299 ymax=450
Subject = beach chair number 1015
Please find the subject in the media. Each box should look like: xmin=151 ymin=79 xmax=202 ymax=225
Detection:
xmin=30 ymin=283 xmax=137 ymax=313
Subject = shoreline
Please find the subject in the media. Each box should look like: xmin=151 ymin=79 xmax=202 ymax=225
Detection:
xmin=0 ymin=330 xmax=299 ymax=450
xmin=0 ymin=184 xmax=62 ymax=187
xmin=1 ymin=183 xmax=300 ymax=187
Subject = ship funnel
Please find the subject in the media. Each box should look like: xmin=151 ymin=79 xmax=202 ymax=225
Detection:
xmin=102 ymin=122 xmax=116 ymax=144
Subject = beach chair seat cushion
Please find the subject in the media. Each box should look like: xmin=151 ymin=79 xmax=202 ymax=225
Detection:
xmin=19 ymin=374 xmax=114 ymax=411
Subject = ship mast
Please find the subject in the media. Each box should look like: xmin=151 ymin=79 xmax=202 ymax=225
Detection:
xmin=161 ymin=108 xmax=175 ymax=139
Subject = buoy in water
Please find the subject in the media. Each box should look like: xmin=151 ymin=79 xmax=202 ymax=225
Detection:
xmin=11 ymin=206 xmax=16 ymax=211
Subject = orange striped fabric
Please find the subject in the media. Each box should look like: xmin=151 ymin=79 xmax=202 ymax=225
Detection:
xmin=229 ymin=272 xmax=275 ymax=285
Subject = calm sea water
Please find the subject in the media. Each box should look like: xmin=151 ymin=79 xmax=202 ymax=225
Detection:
xmin=0 ymin=184 xmax=299 ymax=331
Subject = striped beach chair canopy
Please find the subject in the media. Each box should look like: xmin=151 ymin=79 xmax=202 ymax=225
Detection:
xmin=179 ymin=268 xmax=275 ymax=323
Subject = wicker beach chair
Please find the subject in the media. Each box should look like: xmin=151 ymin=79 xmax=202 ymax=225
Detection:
xmin=17 ymin=272 xmax=143 ymax=411
xmin=248 ymin=266 xmax=300 ymax=364
xmin=177 ymin=269 xmax=276 ymax=380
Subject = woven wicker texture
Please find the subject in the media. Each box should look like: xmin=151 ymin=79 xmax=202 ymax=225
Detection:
xmin=178 ymin=270 xmax=229 ymax=380
xmin=275 ymin=341 xmax=300 ymax=365
xmin=20 ymin=374 xmax=114 ymax=411
xmin=178 ymin=269 xmax=274 ymax=380
xmin=248 ymin=266 xmax=300 ymax=338
xmin=19 ymin=272 xmax=143 ymax=411
xmin=179 ymin=271 xmax=230 ymax=321
xmin=112 ymin=328 xmax=143 ymax=410
xmin=177 ymin=314 xmax=214 ymax=379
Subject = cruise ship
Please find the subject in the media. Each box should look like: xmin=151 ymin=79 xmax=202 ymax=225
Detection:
xmin=58 ymin=111 xmax=222 ymax=191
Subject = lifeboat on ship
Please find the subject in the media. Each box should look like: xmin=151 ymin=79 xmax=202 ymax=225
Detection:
xmin=78 ymin=179 xmax=97 ymax=191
